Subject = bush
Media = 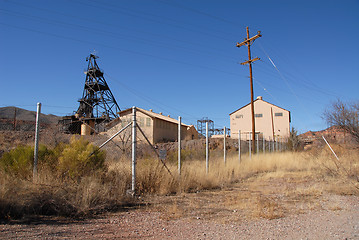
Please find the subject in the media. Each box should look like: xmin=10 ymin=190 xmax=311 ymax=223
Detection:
xmin=0 ymin=146 xmax=34 ymax=180
xmin=0 ymin=145 xmax=60 ymax=180
xmin=57 ymin=137 xmax=106 ymax=181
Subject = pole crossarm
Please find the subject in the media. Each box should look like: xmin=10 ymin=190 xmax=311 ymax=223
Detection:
xmin=240 ymin=57 xmax=260 ymax=65
xmin=236 ymin=31 xmax=262 ymax=47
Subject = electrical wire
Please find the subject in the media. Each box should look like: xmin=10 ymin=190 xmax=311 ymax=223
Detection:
xmin=0 ymin=8 xmax=237 ymax=63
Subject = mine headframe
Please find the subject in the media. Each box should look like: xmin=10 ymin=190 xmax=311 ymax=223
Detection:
xmin=59 ymin=54 xmax=121 ymax=135
xmin=76 ymin=54 xmax=120 ymax=122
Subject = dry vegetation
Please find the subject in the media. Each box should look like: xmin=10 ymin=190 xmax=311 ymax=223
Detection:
xmin=1 ymin=137 xmax=358 ymax=223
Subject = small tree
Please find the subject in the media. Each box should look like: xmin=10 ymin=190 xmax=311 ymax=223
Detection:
xmin=287 ymin=127 xmax=301 ymax=151
xmin=323 ymin=99 xmax=359 ymax=143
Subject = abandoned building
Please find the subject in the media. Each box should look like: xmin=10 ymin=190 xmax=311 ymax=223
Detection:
xmin=106 ymin=107 xmax=198 ymax=144
xmin=230 ymin=96 xmax=291 ymax=141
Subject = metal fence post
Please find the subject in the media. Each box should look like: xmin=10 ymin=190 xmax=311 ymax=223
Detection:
xmin=224 ymin=126 xmax=226 ymax=165
xmin=263 ymin=135 xmax=265 ymax=154
xmin=206 ymin=122 xmax=209 ymax=174
xmin=272 ymin=138 xmax=275 ymax=152
xmin=256 ymin=133 xmax=259 ymax=154
xmin=178 ymin=116 xmax=181 ymax=175
xmin=131 ymin=106 xmax=137 ymax=196
xmin=238 ymin=130 xmax=241 ymax=163
xmin=249 ymin=132 xmax=252 ymax=159
xmin=33 ymin=102 xmax=41 ymax=181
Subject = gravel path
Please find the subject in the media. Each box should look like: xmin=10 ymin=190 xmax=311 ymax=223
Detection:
xmin=1 ymin=195 xmax=358 ymax=239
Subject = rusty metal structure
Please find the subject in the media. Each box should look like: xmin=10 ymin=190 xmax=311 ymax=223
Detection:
xmin=59 ymin=54 xmax=120 ymax=135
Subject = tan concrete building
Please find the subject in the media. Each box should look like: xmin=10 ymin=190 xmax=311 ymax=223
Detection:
xmin=106 ymin=107 xmax=198 ymax=144
xmin=230 ymin=96 xmax=290 ymax=141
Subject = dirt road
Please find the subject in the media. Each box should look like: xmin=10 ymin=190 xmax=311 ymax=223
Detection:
xmin=1 ymin=194 xmax=358 ymax=239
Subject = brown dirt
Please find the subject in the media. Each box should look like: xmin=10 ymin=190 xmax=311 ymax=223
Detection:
xmin=1 ymin=178 xmax=358 ymax=239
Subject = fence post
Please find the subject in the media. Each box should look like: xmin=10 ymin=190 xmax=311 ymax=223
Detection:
xmin=206 ymin=121 xmax=209 ymax=174
xmin=238 ymin=130 xmax=241 ymax=163
xmin=249 ymin=132 xmax=252 ymax=159
xmin=272 ymin=138 xmax=275 ymax=152
xmin=131 ymin=106 xmax=137 ymax=196
xmin=178 ymin=116 xmax=181 ymax=175
xmin=263 ymin=135 xmax=265 ymax=154
xmin=224 ymin=126 xmax=226 ymax=165
xmin=256 ymin=133 xmax=259 ymax=154
xmin=33 ymin=102 xmax=41 ymax=181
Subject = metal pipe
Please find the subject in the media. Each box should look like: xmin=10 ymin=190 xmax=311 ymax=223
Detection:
xmin=263 ymin=134 xmax=265 ymax=154
xmin=206 ymin=121 xmax=209 ymax=174
xmin=238 ymin=130 xmax=241 ymax=163
xmin=224 ymin=126 xmax=226 ymax=165
xmin=131 ymin=106 xmax=137 ymax=196
xmin=33 ymin=102 xmax=41 ymax=181
xmin=249 ymin=132 xmax=252 ymax=159
xmin=178 ymin=116 xmax=181 ymax=175
xmin=98 ymin=122 xmax=132 ymax=149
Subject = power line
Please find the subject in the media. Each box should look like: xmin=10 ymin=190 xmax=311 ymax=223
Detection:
xmin=0 ymin=22 xmax=242 ymax=77
xmin=0 ymin=8 xmax=237 ymax=63
xmin=155 ymin=0 xmax=239 ymax=27
xmin=70 ymin=0 xmax=235 ymax=42
xmin=6 ymin=0 xmax=232 ymax=55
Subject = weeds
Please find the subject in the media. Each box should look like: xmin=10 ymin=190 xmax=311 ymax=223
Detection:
xmin=0 ymin=138 xmax=358 ymax=221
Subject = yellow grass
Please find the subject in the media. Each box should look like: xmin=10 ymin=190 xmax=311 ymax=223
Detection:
xmin=1 ymin=144 xmax=358 ymax=220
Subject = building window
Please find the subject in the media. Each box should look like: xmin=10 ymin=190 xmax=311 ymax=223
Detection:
xmin=275 ymin=112 xmax=283 ymax=117
xmin=236 ymin=114 xmax=243 ymax=119
xmin=255 ymin=113 xmax=263 ymax=118
xmin=139 ymin=117 xmax=144 ymax=127
xmin=146 ymin=118 xmax=151 ymax=127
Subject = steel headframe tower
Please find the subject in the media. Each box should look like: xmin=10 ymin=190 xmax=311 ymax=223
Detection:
xmin=77 ymin=54 xmax=120 ymax=122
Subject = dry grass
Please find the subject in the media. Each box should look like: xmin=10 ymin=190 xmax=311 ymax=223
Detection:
xmin=1 ymin=142 xmax=358 ymax=222
xmin=138 ymin=146 xmax=359 ymax=221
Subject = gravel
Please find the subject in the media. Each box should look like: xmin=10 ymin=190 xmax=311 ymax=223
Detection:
xmin=1 ymin=195 xmax=358 ymax=239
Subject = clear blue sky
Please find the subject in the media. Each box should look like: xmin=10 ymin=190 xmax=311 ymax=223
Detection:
xmin=1 ymin=0 xmax=358 ymax=133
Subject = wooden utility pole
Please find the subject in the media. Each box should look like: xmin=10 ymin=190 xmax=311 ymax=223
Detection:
xmin=236 ymin=27 xmax=261 ymax=153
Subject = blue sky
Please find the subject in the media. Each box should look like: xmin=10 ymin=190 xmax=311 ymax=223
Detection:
xmin=1 ymin=0 xmax=358 ymax=133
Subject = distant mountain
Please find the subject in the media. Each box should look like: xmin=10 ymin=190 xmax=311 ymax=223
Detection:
xmin=0 ymin=106 xmax=60 ymax=125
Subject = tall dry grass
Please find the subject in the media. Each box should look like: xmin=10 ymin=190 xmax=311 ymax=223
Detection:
xmin=1 ymin=142 xmax=358 ymax=221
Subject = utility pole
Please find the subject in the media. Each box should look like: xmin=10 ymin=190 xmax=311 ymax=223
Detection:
xmin=236 ymin=27 xmax=262 ymax=153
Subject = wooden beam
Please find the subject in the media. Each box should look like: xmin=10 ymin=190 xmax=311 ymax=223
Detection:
xmin=240 ymin=57 xmax=260 ymax=65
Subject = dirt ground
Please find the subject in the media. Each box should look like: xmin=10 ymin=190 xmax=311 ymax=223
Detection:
xmin=1 ymin=127 xmax=358 ymax=239
xmin=1 ymin=180 xmax=358 ymax=239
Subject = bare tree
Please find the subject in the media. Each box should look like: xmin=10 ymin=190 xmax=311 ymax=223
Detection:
xmin=323 ymin=99 xmax=359 ymax=143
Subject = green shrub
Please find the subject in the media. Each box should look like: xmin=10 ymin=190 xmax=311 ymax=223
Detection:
xmin=0 ymin=146 xmax=34 ymax=180
xmin=57 ymin=137 xmax=106 ymax=181
xmin=0 ymin=145 xmax=58 ymax=180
